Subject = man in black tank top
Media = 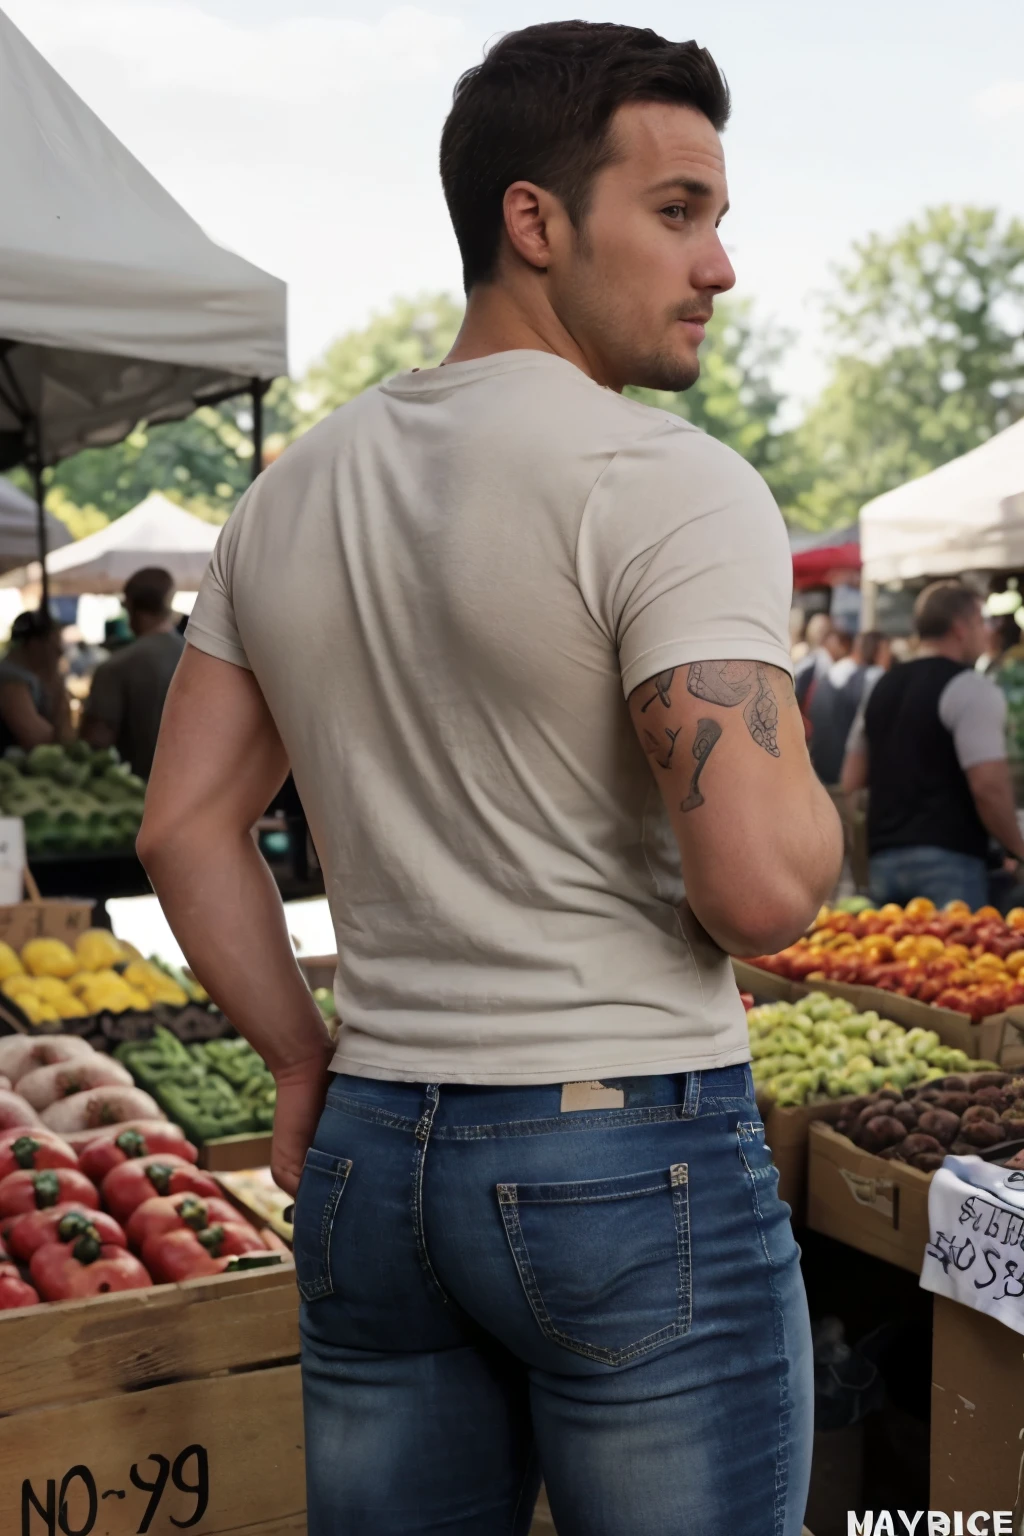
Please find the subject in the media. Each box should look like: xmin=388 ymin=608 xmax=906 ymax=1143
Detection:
xmin=842 ymin=581 xmax=1024 ymax=908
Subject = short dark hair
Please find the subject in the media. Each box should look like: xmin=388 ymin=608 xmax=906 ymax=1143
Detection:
xmin=914 ymin=580 xmax=980 ymax=641
xmin=124 ymin=567 xmax=175 ymax=616
xmin=440 ymin=22 xmax=731 ymax=291
xmin=10 ymin=609 xmax=57 ymax=644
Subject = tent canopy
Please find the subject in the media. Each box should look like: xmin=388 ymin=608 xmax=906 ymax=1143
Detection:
xmin=0 ymin=8 xmax=287 ymax=470
xmin=0 ymin=492 xmax=220 ymax=595
xmin=860 ymin=419 xmax=1024 ymax=584
xmin=0 ymin=475 xmax=70 ymax=573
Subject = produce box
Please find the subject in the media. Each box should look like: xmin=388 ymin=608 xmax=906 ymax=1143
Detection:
xmin=806 ymin=1120 xmax=932 ymax=1273
xmin=734 ymin=959 xmax=1008 ymax=1063
xmin=0 ymin=1264 xmax=304 ymax=1536
xmin=762 ymin=1098 xmax=848 ymax=1222
xmin=930 ymin=1295 xmax=1024 ymax=1514
xmin=201 ymin=1130 xmax=274 ymax=1173
xmin=0 ymin=893 xmax=93 ymax=953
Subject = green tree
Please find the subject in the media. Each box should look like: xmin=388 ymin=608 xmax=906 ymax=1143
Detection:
xmin=625 ymin=300 xmax=801 ymax=510
xmin=790 ymin=205 xmax=1024 ymax=529
xmin=43 ymin=375 xmax=297 ymax=526
xmin=295 ymin=293 xmax=464 ymax=423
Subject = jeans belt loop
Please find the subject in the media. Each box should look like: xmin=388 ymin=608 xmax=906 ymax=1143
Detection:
xmin=682 ymin=1070 xmax=702 ymax=1120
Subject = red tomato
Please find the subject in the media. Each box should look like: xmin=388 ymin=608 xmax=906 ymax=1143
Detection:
xmin=0 ymin=1132 xmax=78 ymax=1182
xmin=30 ymin=1233 xmax=152 ymax=1300
xmin=0 ymin=1167 xmax=98 ymax=1218
xmin=126 ymin=1193 xmax=240 ymax=1251
xmin=142 ymin=1222 xmax=267 ymax=1283
xmin=101 ymin=1156 xmax=219 ymax=1223
xmin=4 ymin=1203 xmax=126 ymax=1262
xmin=80 ymin=1126 xmax=198 ymax=1184
xmin=0 ymin=1263 xmax=39 ymax=1308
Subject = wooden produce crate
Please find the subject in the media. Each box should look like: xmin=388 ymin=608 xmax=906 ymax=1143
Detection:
xmin=734 ymin=959 xmax=1008 ymax=1062
xmin=200 ymin=1130 xmax=274 ymax=1173
xmin=0 ymin=1263 xmax=304 ymax=1536
xmin=807 ymin=1120 xmax=933 ymax=1273
xmin=0 ymin=868 xmax=93 ymax=951
xmin=762 ymin=1098 xmax=848 ymax=1222
xmin=930 ymin=1295 xmax=1024 ymax=1513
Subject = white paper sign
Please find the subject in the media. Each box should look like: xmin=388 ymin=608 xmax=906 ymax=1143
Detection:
xmin=920 ymin=1154 xmax=1024 ymax=1335
xmin=0 ymin=817 xmax=25 ymax=906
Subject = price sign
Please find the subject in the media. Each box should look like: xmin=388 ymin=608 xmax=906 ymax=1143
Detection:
xmin=22 ymin=1446 xmax=209 ymax=1536
xmin=0 ymin=816 xmax=25 ymax=906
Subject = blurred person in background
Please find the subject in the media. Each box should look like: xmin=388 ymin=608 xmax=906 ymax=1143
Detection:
xmin=793 ymin=611 xmax=834 ymax=707
xmin=82 ymin=568 xmax=184 ymax=780
xmin=842 ymin=581 xmax=1024 ymax=907
xmin=0 ymin=610 xmax=72 ymax=752
xmin=979 ymin=612 xmax=1024 ymax=675
xmin=807 ymin=629 xmax=875 ymax=785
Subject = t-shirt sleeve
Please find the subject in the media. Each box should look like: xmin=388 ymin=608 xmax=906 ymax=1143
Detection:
xmin=575 ymin=421 xmax=794 ymax=699
xmin=186 ymin=492 xmax=253 ymax=671
xmin=938 ymin=671 xmax=1007 ymax=770
xmin=83 ymin=657 xmax=123 ymax=731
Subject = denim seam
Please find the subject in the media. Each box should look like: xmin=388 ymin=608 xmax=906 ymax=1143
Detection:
xmin=508 ymin=1443 xmax=539 ymax=1536
xmin=297 ymin=1157 xmax=351 ymax=1303
xmin=512 ymin=1184 xmax=667 ymax=1205
xmin=325 ymin=1095 xmax=420 ymax=1132
xmin=739 ymin=1125 xmax=791 ymax=1534
xmin=497 ymin=1168 xmax=691 ymax=1366
xmin=325 ymin=1092 xmax=752 ymax=1141
xmin=411 ymin=1084 xmax=451 ymax=1307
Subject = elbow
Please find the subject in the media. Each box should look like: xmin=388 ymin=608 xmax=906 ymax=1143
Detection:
xmin=703 ymin=891 xmax=827 ymax=960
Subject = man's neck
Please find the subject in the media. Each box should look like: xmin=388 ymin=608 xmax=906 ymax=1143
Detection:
xmin=917 ymin=639 xmax=968 ymax=665
xmin=445 ymin=282 xmax=612 ymax=387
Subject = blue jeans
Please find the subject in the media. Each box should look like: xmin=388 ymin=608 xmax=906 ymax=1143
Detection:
xmin=869 ymin=845 xmax=989 ymax=909
xmin=295 ymin=1065 xmax=813 ymax=1535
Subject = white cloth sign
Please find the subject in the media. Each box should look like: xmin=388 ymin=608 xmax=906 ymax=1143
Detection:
xmin=920 ymin=1154 xmax=1024 ymax=1335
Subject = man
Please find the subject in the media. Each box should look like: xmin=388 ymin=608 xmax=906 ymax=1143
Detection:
xmin=806 ymin=628 xmax=863 ymax=785
xmin=139 ymin=24 xmax=841 ymax=1536
xmin=793 ymin=611 xmax=834 ymax=706
xmin=843 ymin=580 xmax=1024 ymax=908
xmin=83 ymin=568 xmax=184 ymax=779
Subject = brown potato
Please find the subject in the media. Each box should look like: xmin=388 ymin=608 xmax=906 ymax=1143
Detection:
xmin=900 ymin=1133 xmax=943 ymax=1159
xmin=972 ymin=1087 xmax=1011 ymax=1111
xmin=910 ymin=1152 xmax=946 ymax=1173
xmin=1000 ymin=1118 xmax=1024 ymax=1139
xmin=858 ymin=1116 xmax=907 ymax=1153
xmin=916 ymin=1108 xmax=961 ymax=1146
xmin=961 ymin=1104 xmax=1000 ymax=1126
xmin=932 ymin=1093 xmax=971 ymax=1116
xmin=968 ymin=1072 xmax=1011 ymax=1090
xmin=958 ymin=1120 xmax=1007 ymax=1148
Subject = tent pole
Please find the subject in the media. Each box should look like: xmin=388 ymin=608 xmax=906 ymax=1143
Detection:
xmin=29 ymin=435 xmax=49 ymax=613
xmin=251 ymin=378 xmax=266 ymax=483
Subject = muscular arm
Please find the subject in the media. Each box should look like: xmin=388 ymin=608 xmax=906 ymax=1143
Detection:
xmin=137 ymin=647 xmax=333 ymax=1194
xmin=630 ymin=660 xmax=843 ymax=955
xmin=966 ymin=760 xmax=1024 ymax=863
xmin=0 ymin=682 xmax=56 ymax=749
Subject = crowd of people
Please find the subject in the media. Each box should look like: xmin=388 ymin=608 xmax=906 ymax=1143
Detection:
xmin=794 ymin=582 xmax=1024 ymax=911
xmin=0 ymin=566 xmax=184 ymax=779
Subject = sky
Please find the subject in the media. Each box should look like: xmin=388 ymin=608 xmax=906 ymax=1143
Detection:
xmin=6 ymin=0 xmax=1024 ymax=407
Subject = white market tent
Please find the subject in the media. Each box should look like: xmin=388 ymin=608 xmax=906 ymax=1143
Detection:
xmin=861 ymin=418 xmax=1024 ymax=585
xmin=0 ymin=492 xmax=220 ymax=596
xmin=0 ymin=7 xmax=286 ymax=583
xmin=0 ymin=474 xmax=70 ymax=572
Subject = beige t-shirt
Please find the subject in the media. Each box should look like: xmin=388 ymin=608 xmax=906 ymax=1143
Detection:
xmin=188 ymin=350 xmax=793 ymax=1084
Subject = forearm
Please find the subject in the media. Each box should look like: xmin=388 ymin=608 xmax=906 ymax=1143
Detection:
xmin=972 ymin=787 xmax=1024 ymax=862
xmin=680 ymin=775 xmax=840 ymax=955
xmin=138 ymin=823 xmax=332 ymax=1076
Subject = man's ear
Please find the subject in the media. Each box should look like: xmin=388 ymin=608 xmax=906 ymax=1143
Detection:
xmin=502 ymin=181 xmax=562 ymax=272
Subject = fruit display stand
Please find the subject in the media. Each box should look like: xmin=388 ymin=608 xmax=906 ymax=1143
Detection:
xmin=806 ymin=1120 xmax=933 ymax=1273
xmin=0 ymin=1262 xmax=305 ymax=1536
xmin=734 ymin=958 xmax=1010 ymax=1066
xmin=930 ymin=1297 xmax=1024 ymax=1514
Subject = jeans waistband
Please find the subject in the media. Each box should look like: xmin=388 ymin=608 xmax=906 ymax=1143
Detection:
xmin=324 ymin=1063 xmax=755 ymax=1140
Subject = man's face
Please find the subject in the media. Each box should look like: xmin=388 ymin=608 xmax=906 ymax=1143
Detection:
xmin=546 ymin=102 xmax=735 ymax=392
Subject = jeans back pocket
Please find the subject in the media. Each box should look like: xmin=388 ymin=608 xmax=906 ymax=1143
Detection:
xmin=293 ymin=1147 xmax=352 ymax=1302
xmin=497 ymin=1163 xmax=691 ymax=1366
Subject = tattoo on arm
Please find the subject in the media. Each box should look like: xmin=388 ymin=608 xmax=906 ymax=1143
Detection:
xmin=640 ymin=669 xmax=676 ymax=712
xmin=681 ymin=718 xmax=722 ymax=812
xmin=642 ymin=725 xmax=681 ymax=770
xmin=686 ymin=661 xmax=786 ymax=757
